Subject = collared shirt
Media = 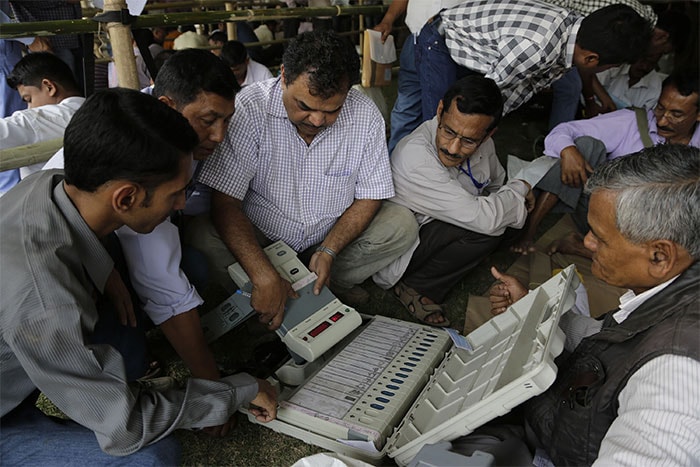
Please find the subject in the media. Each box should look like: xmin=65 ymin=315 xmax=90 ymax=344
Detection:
xmin=543 ymin=0 xmax=657 ymax=25
xmin=0 ymin=170 xmax=257 ymax=454
xmin=242 ymin=59 xmax=274 ymax=87
xmin=596 ymin=65 xmax=667 ymax=110
xmin=1 ymin=95 xmax=84 ymax=179
xmin=557 ymin=274 xmax=700 ymax=466
xmin=544 ymin=108 xmax=700 ymax=159
xmin=42 ymin=153 xmax=205 ymax=324
xmin=391 ymin=117 xmax=529 ymax=234
xmin=441 ymin=0 xmax=581 ymax=114
xmin=0 ymin=96 xmax=84 ymax=151
xmin=198 ymin=77 xmax=393 ymax=252
xmin=373 ymin=118 xmax=528 ymax=289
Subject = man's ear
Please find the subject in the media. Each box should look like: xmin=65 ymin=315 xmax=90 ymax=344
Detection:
xmin=280 ymin=65 xmax=286 ymax=87
xmin=111 ymin=183 xmax=140 ymax=213
xmin=158 ymin=95 xmax=177 ymax=110
xmin=41 ymin=78 xmax=58 ymax=97
xmin=582 ymin=52 xmax=600 ymax=68
xmin=647 ymin=239 xmax=677 ymax=279
xmin=436 ymin=99 xmax=444 ymax=119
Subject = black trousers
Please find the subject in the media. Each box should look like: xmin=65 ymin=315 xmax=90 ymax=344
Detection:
xmin=401 ymin=220 xmax=504 ymax=303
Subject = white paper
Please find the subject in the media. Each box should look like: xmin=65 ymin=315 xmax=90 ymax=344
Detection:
xmin=365 ymin=29 xmax=397 ymax=64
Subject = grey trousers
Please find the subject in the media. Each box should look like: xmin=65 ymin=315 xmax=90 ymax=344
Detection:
xmin=536 ymin=136 xmax=608 ymax=234
xmin=184 ymin=200 xmax=419 ymax=293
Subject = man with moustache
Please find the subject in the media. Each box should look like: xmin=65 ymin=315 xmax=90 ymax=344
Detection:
xmin=195 ymin=31 xmax=418 ymax=327
xmin=374 ymin=76 xmax=534 ymax=326
xmin=482 ymin=144 xmax=699 ymax=465
xmin=512 ymin=70 xmax=699 ymax=255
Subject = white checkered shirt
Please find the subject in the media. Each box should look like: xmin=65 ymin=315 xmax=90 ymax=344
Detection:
xmin=543 ymin=0 xmax=656 ymax=25
xmin=441 ymin=0 xmax=582 ymax=114
xmin=198 ymin=78 xmax=393 ymax=252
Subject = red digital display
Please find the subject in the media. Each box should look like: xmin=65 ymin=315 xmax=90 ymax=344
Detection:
xmin=309 ymin=321 xmax=331 ymax=337
xmin=330 ymin=312 xmax=344 ymax=322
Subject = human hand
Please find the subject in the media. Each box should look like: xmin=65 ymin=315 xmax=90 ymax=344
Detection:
xmin=519 ymin=180 xmax=535 ymax=213
xmin=373 ymin=20 xmax=393 ymax=43
xmin=250 ymin=273 xmax=296 ymax=330
xmin=105 ymin=268 xmax=136 ymax=327
xmin=309 ymin=250 xmax=333 ymax=295
xmin=560 ymin=146 xmax=593 ymax=188
xmin=249 ymin=378 xmax=277 ymax=422
xmin=488 ymin=266 xmax=528 ymax=315
xmin=29 ymin=37 xmax=53 ymax=53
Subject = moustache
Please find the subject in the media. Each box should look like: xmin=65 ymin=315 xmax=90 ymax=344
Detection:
xmin=439 ymin=147 xmax=462 ymax=159
xmin=657 ymin=125 xmax=674 ymax=132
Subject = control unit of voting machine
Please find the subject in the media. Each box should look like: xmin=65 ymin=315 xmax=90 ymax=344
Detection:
xmin=200 ymin=241 xmax=362 ymax=362
xmin=244 ymin=264 xmax=579 ymax=465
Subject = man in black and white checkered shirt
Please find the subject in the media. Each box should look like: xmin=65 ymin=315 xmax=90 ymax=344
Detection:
xmin=415 ymin=0 xmax=651 ymax=120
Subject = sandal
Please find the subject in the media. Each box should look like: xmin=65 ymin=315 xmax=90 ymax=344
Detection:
xmin=393 ymin=282 xmax=450 ymax=328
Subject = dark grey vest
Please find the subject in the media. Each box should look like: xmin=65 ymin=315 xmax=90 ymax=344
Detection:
xmin=525 ymin=261 xmax=700 ymax=466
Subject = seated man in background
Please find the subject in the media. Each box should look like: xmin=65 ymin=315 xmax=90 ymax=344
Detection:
xmin=2 ymin=52 xmax=83 ymax=177
xmin=194 ymin=31 xmax=418 ymax=328
xmin=44 ymin=49 xmax=240 ymax=382
xmin=208 ymin=30 xmax=227 ymax=56
xmin=481 ymin=145 xmax=699 ymax=466
xmin=0 ymin=88 xmax=276 ymax=465
xmin=220 ymin=40 xmax=273 ymax=87
xmin=374 ymin=76 xmax=534 ymax=326
xmin=593 ymin=51 xmax=666 ymax=112
xmin=513 ymin=70 xmax=700 ymax=255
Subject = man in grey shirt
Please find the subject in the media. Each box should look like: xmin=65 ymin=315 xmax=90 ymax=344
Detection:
xmin=0 ymin=89 xmax=276 ymax=464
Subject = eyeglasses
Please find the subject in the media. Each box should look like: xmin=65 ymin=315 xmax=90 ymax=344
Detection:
xmin=653 ymin=104 xmax=687 ymax=125
xmin=437 ymin=124 xmax=482 ymax=150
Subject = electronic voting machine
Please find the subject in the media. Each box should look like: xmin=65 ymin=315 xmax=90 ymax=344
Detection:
xmin=244 ymin=265 xmax=580 ymax=465
xmin=199 ymin=241 xmax=362 ymax=362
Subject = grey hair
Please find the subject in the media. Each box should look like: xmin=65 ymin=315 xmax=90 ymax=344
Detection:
xmin=585 ymin=144 xmax=700 ymax=259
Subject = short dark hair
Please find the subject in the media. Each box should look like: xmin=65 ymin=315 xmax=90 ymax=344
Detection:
xmin=282 ymin=31 xmax=360 ymax=99
xmin=208 ymin=31 xmax=227 ymax=45
xmin=656 ymin=10 xmax=692 ymax=53
xmin=220 ymin=40 xmax=248 ymax=67
xmin=662 ymin=70 xmax=700 ymax=109
xmin=441 ymin=76 xmax=503 ymax=132
xmin=63 ymin=88 xmax=198 ymax=193
xmin=576 ymin=4 xmax=652 ymax=66
xmin=152 ymin=48 xmax=239 ymax=108
xmin=6 ymin=52 xmax=80 ymax=93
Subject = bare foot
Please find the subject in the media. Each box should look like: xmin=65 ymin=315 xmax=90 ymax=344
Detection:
xmin=417 ymin=296 xmax=448 ymax=325
xmin=547 ymin=231 xmax=592 ymax=258
xmin=510 ymin=237 xmax=538 ymax=255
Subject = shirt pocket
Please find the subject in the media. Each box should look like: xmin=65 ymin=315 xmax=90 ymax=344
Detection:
xmin=317 ymin=172 xmax=356 ymax=218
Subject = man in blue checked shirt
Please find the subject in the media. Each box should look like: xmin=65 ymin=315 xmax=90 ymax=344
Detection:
xmin=195 ymin=31 xmax=418 ymax=329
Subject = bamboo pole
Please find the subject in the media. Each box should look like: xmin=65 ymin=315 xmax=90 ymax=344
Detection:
xmin=0 ymin=6 xmax=387 ymax=39
xmin=0 ymin=139 xmax=63 ymax=172
xmin=225 ymin=2 xmax=237 ymax=40
xmin=103 ymin=0 xmax=139 ymax=89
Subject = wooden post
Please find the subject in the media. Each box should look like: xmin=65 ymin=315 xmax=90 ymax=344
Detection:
xmin=104 ymin=0 xmax=139 ymax=89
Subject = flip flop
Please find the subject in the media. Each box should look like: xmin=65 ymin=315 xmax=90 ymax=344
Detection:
xmin=393 ymin=282 xmax=450 ymax=328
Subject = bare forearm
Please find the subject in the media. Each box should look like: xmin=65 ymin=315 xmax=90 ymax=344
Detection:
xmin=210 ymin=190 xmax=277 ymax=284
xmin=159 ymin=309 xmax=220 ymax=380
xmin=321 ymin=199 xmax=381 ymax=253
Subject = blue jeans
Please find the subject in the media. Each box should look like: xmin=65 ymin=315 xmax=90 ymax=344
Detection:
xmin=387 ymin=38 xmax=422 ymax=154
xmin=415 ymin=19 xmax=470 ymax=122
xmin=549 ymin=68 xmax=582 ymax=130
xmin=0 ymin=398 xmax=181 ymax=466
